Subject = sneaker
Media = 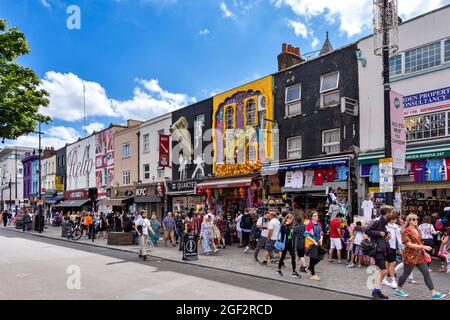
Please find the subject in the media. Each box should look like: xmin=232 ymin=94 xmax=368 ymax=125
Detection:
xmin=309 ymin=275 xmax=320 ymax=281
xmin=276 ymin=270 xmax=283 ymax=277
xmin=382 ymin=278 xmax=392 ymax=287
xmin=393 ymin=289 xmax=408 ymax=297
xmin=244 ymin=246 xmax=250 ymax=254
xmin=214 ymin=248 xmax=220 ymax=253
xmin=270 ymin=258 xmax=278 ymax=263
xmin=291 ymin=271 xmax=301 ymax=278
xmin=299 ymin=266 xmax=307 ymax=273
xmin=357 ymin=264 xmax=362 ymax=268
xmin=337 ymin=260 xmax=342 ymax=264
xmin=261 ymin=260 xmax=268 ymax=266
xmin=143 ymin=255 xmax=148 ymax=261
xmin=306 ymin=267 xmax=313 ymax=277
xmin=347 ymin=263 xmax=355 ymax=268
xmin=280 ymin=262 xmax=285 ymax=268
xmin=408 ymin=279 xmax=418 ymax=284
xmin=138 ymin=254 xmax=142 ymax=258
xmin=390 ymin=280 xmax=398 ymax=289
xmin=431 ymin=292 xmax=446 ymax=300
xmin=372 ymin=291 xmax=389 ymax=300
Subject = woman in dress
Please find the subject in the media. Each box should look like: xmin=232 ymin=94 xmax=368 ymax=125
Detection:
xmin=201 ymin=215 xmax=212 ymax=255
xmin=304 ymin=211 xmax=324 ymax=281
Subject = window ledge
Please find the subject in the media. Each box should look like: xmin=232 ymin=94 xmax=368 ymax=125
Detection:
xmin=391 ymin=62 xmax=450 ymax=82
xmin=284 ymin=113 xmax=302 ymax=119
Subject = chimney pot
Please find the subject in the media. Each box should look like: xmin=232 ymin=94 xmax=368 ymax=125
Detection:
xmin=295 ymin=47 xmax=300 ymax=56
xmin=287 ymin=44 xmax=292 ymax=52
xmin=282 ymin=43 xmax=287 ymax=52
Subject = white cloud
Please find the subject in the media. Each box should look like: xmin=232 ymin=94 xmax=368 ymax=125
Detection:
xmin=272 ymin=0 xmax=449 ymax=37
xmin=40 ymin=0 xmax=51 ymax=8
xmin=199 ymin=28 xmax=210 ymax=36
xmin=220 ymin=2 xmax=234 ymax=17
xmin=287 ymin=19 xmax=308 ymax=38
xmin=40 ymin=72 xmax=196 ymax=123
xmin=311 ymin=37 xmax=320 ymax=50
xmin=113 ymin=79 xmax=196 ymax=120
xmin=82 ymin=122 xmax=105 ymax=135
xmin=40 ymin=71 xmax=115 ymax=122
xmin=4 ymin=126 xmax=81 ymax=150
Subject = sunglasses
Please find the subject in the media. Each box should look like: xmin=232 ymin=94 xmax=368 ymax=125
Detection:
xmin=410 ymin=218 xmax=417 ymax=221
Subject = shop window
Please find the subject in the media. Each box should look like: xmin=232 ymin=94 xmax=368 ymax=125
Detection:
xmin=122 ymin=171 xmax=130 ymax=185
xmin=225 ymin=106 xmax=234 ymax=129
xmin=122 ymin=143 xmax=131 ymax=158
xmin=246 ymin=100 xmax=257 ymax=126
xmin=322 ymin=129 xmax=340 ymax=154
xmin=405 ymin=111 xmax=448 ymax=142
xmin=445 ymin=39 xmax=450 ymax=62
xmin=143 ymin=164 xmax=150 ymax=180
xmin=287 ymin=136 xmax=302 ymax=159
xmin=320 ymin=71 xmax=340 ymax=108
xmin=405 ymin=41 xmax=441 ymax=74
xmin=157 ymin=168 xmax=165 ymax=179
xmin=389 ymin=55 xmax=402 ymax=77
xmin=143 ymin=134 xmax=150 ymax=152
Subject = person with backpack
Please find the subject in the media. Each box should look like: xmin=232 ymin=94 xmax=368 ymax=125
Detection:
xmin=305 ymin=211 xmax=324 ymax=281
xmin=240 ymin=209 xmax=253 ymax=254
xmin=294 ymin=215 xmax=307 ymax=273
xmin=276 ymin=213 xmax=300 ymax=278
xmin=364 ymin=205 xmax=391 ymax=300
xmin=347 ymin=220 xmax=365 ymax=268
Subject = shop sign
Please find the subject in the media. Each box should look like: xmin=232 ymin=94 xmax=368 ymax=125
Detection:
xmin=124 ymin=190 xmax=134 ymax=197
xmin=182 ymin=234 xmax=199 ymax=261
xmin=403 ymin=86 xmax=450 ymax=116
xmin=168 ymin=180 xmax=198 ymax=192
xmin=390 ymin=91 xmax=406 ymax=169
xmin=159 ymin=134 xmax=170 ymax=167
xmin=64 ymin=189 xmax=89 ymax=200
xmin=406 ymin=151 xmax=450 ymax=161
xmin=368 ymin=187 xmax=380 ymax=193
xmin=135 ymin=188 xmax=147 ymax=196
xmin=379 ymin=158 xmax=394 ymax=193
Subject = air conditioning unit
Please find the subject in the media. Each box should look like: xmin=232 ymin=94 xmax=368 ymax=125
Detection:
xmin=341 ymin=97 xmax=359 ymax=116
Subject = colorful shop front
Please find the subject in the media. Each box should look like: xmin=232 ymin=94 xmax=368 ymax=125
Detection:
xmin=133 ymin=184 xmax=165 ymax=219
xmin=207 ymin=76 xmax=274 ymax=215
xmin=262 ymin=154 xmax=352 ymax=216
xmin=58 ymin=189 xmax=93 ymax=212
xmin=358 ymin=144 xmax=450 ymax=218
xmin=98 ymin=186 xmax=135 ymax=214
xmin=167 ymin=179 xmax=206 ymax=214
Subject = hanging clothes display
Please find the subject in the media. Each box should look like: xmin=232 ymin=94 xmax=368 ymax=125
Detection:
xmin=292 ymin=170 xmax=304 ymax=189
xmin=284 ymin=171 xmax=294 ymax=188
xmin=426 ymin=159 xmax=444 ymax=181
xmin=369 ymin=165 xmax=380 ymax=183
xmin=314 ymin=168 xmax=325 ymax=186
xmin=337 ymin=165 xmax=349 ymax=181
xmin=411 ymin=159 xmax=427 ymax=182
xmin=304 ymin=169 xmax=315 ymax=188
xmin=325 ymin=167 xmax=336 ymax=182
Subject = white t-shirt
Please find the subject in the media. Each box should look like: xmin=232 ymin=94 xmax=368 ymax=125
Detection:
xmin=257 ymin=217 xmax=269 ymax=238
xmin=304 ymin=169 xmax=314 ymax=187
xmin=268 ymin=217 xmax=281 ymax=241
xmin=285 ymin=171 xmax=294 ymax=188
xmin=235 ymin=214 xmax=243 ymax=232
xmin=139 ymin=218 xmax=153 ymax=235
xmin=419 ymin=223 xmax=435 ymax=240
xmin=353 ymin=229 xmax=364 ymax=245
xmin=361 ymin=200 xmax=374 ymax=222
xmin=292 ymin=170 xmax=304 ymax=189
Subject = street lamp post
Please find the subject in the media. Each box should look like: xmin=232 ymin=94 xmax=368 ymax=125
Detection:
xmin=36 ymin=122 xmax=44 ymax=233
xmin=15 ymin=147 xmax=18 ymax=215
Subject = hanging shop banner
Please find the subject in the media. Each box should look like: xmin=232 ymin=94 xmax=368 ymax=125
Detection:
xmin=390 ymin=91 xmax=406 ymax=170
xmin=379 ymin=158 xmax=394 ymax=193
xmin=403 ymin=86 xmax=450 ymax=116
xmin=159 ymin=134 xmax=170 ymax=167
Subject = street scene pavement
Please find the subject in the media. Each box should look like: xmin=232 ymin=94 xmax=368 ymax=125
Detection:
xmin=0 ymin=228 xmax=363 ymax=300
xmin=1 ymin=226 xmax=448 ymax=300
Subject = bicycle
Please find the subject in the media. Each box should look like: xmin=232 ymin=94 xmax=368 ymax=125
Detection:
xmin=67 ymin=221 xmax=83 ymax=240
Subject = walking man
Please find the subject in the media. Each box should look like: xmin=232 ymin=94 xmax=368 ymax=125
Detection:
xmin=329 ymin=213 xmax=344 ymax=263
xmin=163 ymin=212 xmax=176 ymax=247
xmin=254 ymin=211 xmax=272 ymax=262
xmin=136 ymin=210 xmax=154 ymax=261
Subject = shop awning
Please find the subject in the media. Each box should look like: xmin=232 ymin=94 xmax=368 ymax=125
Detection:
xmin=58 ymin=199 xmax=91 ymax=207
xmin=98 ymin=198 xmax=133 ymax=207
xmin=358 ymin=144 xmax=450 ymax=165
xmin=134 ymin=196 xmax=162 ymax=203
xmin=262 ymin=155 xmax=350 ymax=175
xmin=45 ymin=197 xmax=63 ymax=205
xmin=197 ymin=177 xmax=253 ymax=189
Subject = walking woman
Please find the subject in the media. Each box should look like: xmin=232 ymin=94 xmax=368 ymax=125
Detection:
xmin=276 ymin=214 xmax=300 ymax=278
xmin=419 ymin=215 xmax=440 ymax=269
xmin=305 ymin=211 xmax=324 ymax=281
xmin=383 ymin=212 xmax=403 ymax=289
xmin=393 ymin=214 xmax=446 ymax=299
xmin=200 ymin=215 xmax=212 ymax=255
xmin=215 ymin=214 xmax=227 ymax=249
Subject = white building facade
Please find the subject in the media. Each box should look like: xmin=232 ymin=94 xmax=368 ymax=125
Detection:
xmin=357 ymin=5 xmax=450 ymax=216
xmin=66 ymin=136 xmax=96 ymax=191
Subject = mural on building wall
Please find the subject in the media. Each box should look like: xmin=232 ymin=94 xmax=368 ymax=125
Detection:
xmin=66 ymin=136 xmax=96 ymax=190
xmin=213 ymin=76 xmax=274 ymax=176
xmin=95 ymin=128 xmax=115 ymax=195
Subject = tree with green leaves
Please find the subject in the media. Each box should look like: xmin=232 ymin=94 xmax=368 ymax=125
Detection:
xmin=0 ymin=18 xmax=51 ymax=141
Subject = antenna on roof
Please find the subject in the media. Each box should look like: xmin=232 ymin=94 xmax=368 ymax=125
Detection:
xmin=83 ymin=82 xmax=87 ymax=137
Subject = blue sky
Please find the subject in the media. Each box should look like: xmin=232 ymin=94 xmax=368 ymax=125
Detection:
xmin=1 ymin=0 xmax=449 ymax=149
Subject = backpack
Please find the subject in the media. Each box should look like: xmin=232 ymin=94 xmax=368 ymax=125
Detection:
xmin=251 ymin=223 xmax=261 ymax=239
xmin=361 ymin=238 xmax=377 ymax=257
xmin=240 ymin=215 xmax=253 ymax=229
xmin=436 ymin=218 xmax=444 ymax=230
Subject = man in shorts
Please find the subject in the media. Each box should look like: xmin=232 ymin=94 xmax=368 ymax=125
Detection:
xmin=329 ymin=213 xmax=344 ymax=263
xmin=262 ymin=211 xmax=280 ymax=266
xmin=163 ymin=212 xmax=176 ymax=247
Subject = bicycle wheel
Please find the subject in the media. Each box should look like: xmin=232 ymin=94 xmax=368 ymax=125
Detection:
xmin=73 ymin=228 xmax=83 ymax=240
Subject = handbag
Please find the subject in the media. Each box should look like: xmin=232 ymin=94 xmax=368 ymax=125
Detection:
xmin=424 ymin=251 xmax=432 ymax=264
xmin=274 ymin=229 xmax=285 ymax=251
xmin=306 ymin=244 xmax=325 ymax=260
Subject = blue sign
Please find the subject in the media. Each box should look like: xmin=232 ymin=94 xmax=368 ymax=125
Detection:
xmin=403 ymin=86 xmax=450 ymax=109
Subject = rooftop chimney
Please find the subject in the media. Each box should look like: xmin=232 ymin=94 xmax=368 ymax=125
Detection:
xmin=277 ymin=43 xmax=304 ymax=71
